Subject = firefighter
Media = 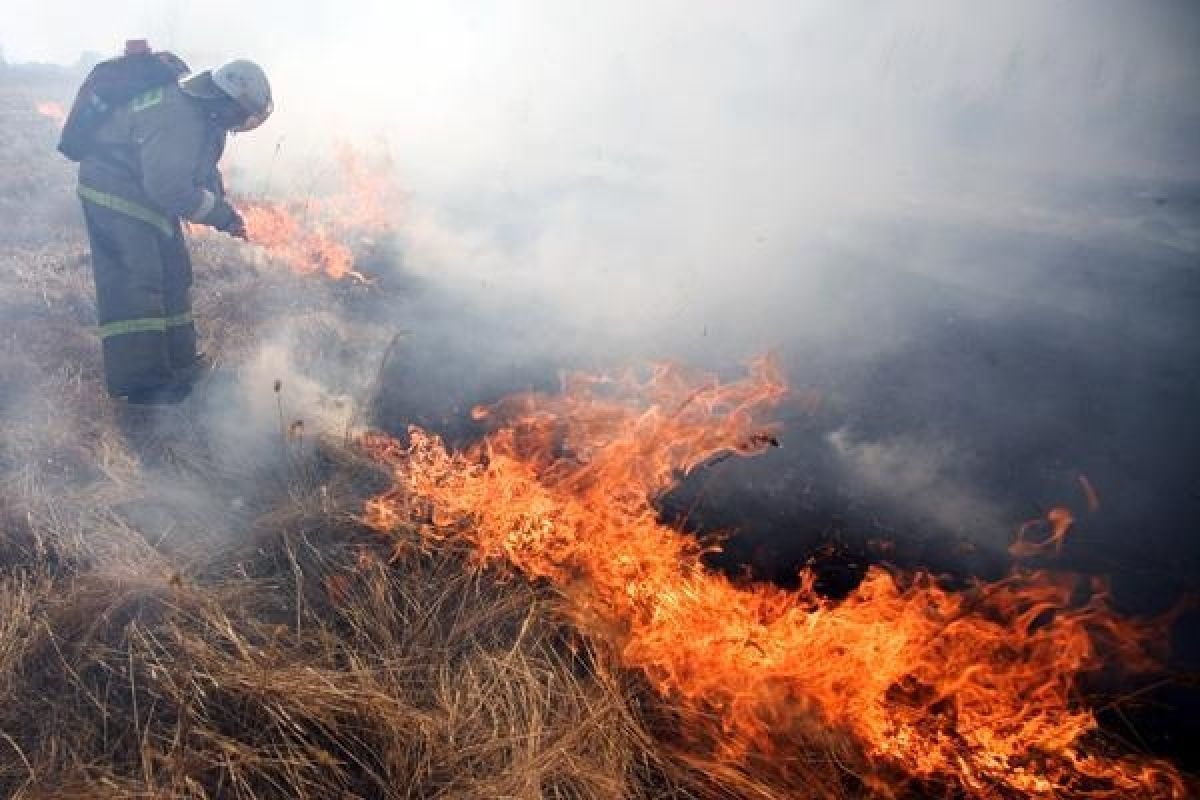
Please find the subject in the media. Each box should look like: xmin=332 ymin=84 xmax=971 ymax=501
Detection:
xmin=77 ymin=59 xmax=273 ymax=404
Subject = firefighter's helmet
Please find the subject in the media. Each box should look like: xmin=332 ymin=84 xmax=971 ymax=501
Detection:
xmin=211 ymin=59 xmax=273 ymax=131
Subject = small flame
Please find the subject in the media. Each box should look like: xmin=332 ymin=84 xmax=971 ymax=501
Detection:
xmin=233 ymin=145 xmax=398 ymax=282
xmin=361 ymin=358 xmax=1185 ymax=798
xmin=1011 ymin=506 xmax=1076 ymax=558
xmin=1079 ymin=474 xmax=1101 ymax=513
xmin=241 ymin=202 xmax=365 ymax=282
xmin=36 ymin=101 xmax=66 ymax=126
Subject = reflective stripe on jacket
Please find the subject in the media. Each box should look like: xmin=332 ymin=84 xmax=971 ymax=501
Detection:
xmin=98 ymin=311 xmax=193 ymax=340
xmin=77 ymin=82 xmax=229 ymax=227
xmin=78 ymin=184 xmax=175 ymax=237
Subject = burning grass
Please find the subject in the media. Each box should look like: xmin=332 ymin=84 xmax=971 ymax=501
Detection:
xmin=0 ymin=70 xmax=1193 ymax=799
xmin=230 ymin=145 xmax=399 ymax=283
xmin=0 ymin=275 xmax=711 ymax=799
xmin=0 ymin=481 xmax=700 ymax=799
xmin=0 ymin=82 xmax=765 ymax=796
xmin=361 ymin=361 xmax=1190 ymax=799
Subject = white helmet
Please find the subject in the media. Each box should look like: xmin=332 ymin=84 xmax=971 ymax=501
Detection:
xmin=211 ymin=59 xmax=273 ymax=131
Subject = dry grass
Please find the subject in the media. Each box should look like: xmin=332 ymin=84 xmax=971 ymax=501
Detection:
xmin=0 ymin=341 xmax=707 ymax=799
xmin=0 ymin=486 xmax=688 ymax=799
xmin=0 ymin=447 xmax=860 ymax=799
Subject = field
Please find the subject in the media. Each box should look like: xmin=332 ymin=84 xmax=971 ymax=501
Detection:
xmin=1 ymin=61 xmax=1196 ymax=799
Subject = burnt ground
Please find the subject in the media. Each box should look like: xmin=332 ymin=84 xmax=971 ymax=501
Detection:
xmin=374 ymin=184 xmax=1200 ymax=772
xmin=373 ymin=203 xmax=1200 ymax=591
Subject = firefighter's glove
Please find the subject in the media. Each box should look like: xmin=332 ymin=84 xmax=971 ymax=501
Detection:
xmin=210 ymin=203 xmax=248 ymax=240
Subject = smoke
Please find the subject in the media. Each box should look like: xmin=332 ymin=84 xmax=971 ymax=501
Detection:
xmin=3 ymin=1 xmax=1199 ymax=569
xmin=828 ymin=428 xmax=1008 ymax=542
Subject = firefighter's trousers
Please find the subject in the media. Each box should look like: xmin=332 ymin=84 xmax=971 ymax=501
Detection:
xmin=79 ymin=191 xmax=197 ymax=396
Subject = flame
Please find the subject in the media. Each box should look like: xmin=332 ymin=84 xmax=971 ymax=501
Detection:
xmin=361 ymin=358 xmax=1185 ymax=797
xmin=324 ymin=143 xmax=398 ymax=231
xmin=36 ymin=101 xmax=66 ymax=126
xmin=1079 ymin=474 xmax=1101 ymax=513
xmin=1011 ymin=506 xmax=1076 ymax=558
xmin=235 ymin=145 xmax=398 ymax=281
xmin=240 ymin=202 xmax=363 ymax=282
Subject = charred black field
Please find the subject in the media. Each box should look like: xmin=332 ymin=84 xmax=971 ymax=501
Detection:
xmin=3 ymin=28 xmax=1200 ymax=800
xmin=371 ymin=193 xmax=1200 ymax=777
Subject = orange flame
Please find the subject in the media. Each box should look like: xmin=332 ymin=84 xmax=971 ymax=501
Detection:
xmin=36 ymin=101 xmax=66 ymax=126
xmin=361 ymin=358 xmax=1185 ymax=797
xmin=1079 ymin=474 xmax=1101 ymax=513
xmin=1011 ymin=506 xmax=1076 ymax=558
xmin=240 ymin=202 xmax=364 ymax=282
xmin=235 ymin=145 xmax=398 ymax=282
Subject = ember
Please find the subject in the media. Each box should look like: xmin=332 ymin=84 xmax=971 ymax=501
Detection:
xmin=363 ymin=358 xmax=1185 ymax=798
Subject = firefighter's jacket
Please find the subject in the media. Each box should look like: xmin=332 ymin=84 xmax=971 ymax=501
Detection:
xmin=77 ymin=83 xmax=231 ymax=235
xmin=76 ymin=82 xmax=224 ymax=396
